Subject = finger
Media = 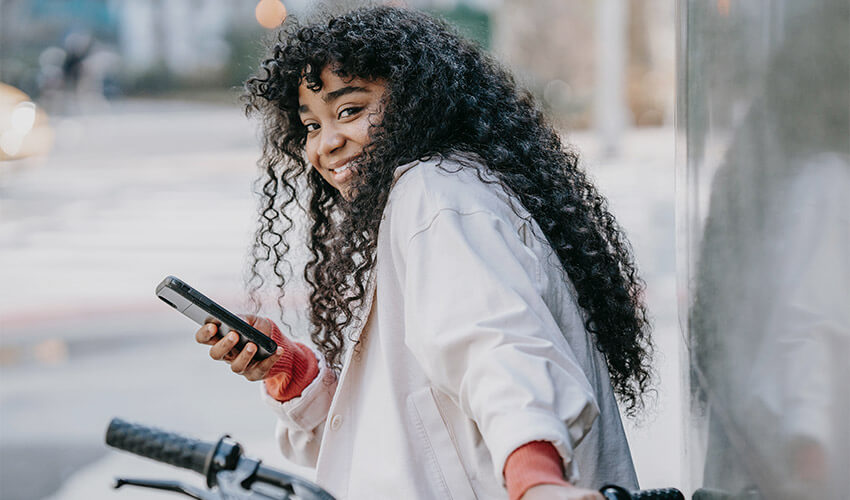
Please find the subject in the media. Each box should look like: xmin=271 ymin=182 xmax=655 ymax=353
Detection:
xmin=196 ymin=323 xmax=219 ymax=344
xmin=244 ymin=346 xmax=284 ymax=381
xmin=209 ymin=332 xmax=240 ymax=360
xmin=230 ymin=343 xmax=257 ymax=374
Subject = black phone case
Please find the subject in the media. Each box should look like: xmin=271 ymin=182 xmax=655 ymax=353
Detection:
xmin=155 ymin=276 xmax=278 ymax=360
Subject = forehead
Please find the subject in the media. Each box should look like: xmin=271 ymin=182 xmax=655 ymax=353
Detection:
xmin=297 ymin=67 xmax=384 ymax=107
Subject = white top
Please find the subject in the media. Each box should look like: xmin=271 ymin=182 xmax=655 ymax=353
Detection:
xmin=263 ymin=155 xmax=638 ymax=499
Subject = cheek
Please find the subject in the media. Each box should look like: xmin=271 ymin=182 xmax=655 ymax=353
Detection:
xmin=304 ymin=141 xmax=320 ymax=169
xmin=353 ymin=119 xmax=374 ymax=146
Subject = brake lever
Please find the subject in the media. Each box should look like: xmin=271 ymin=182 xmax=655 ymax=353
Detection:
xmin=114 ymin=478 xmax=212 ymax=500
xmin=115 ymin=475 xmax=284 ymax=500
xmin=216 ymin=457 xmax=293 ymax=499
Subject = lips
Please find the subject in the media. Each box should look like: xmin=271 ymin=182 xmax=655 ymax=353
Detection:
xmin=329 ymin=156 xmax=358 ymax=172
xmin=330 ymin=163 xmax=351 ymax=174
xmin=327 ymin=156 xmax=359 ymax=182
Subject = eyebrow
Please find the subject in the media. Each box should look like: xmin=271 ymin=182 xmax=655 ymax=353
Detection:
xmin=298 ymin=85 xmax=369 ymax=113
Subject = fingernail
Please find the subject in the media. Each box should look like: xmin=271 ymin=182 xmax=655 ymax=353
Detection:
xmin=228 ymin=333 xmax=238 ymax=341
xmin=246 ymin=344 xmax=255 ymax=353
xmin=207 ymin=324 xmax=215 ymax=332
xmin=276 ymin=347 xmax=283 ymax=355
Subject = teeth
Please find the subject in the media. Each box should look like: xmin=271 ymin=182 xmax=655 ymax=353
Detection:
xmin=332 ymin=164 xmax=350 ymax=174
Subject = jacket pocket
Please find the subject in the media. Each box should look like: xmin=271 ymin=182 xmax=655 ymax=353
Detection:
xmin=407 ymin=387 xmax=477 ymax=499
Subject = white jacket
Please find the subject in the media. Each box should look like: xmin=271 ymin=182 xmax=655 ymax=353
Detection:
xmin=263 ymin=156 xmax=638 ymax=499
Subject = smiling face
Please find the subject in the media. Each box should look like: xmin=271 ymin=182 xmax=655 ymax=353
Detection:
xmin=298 ymin=67 xmax=387 ymax=196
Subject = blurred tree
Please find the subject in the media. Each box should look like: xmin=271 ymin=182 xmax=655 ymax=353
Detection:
xmin=427 ymin=4 xmax=491 ymax=50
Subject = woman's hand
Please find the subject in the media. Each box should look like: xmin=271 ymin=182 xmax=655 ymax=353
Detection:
xmin=195 ymin=315 xmax=284 ymax=381
xmin=520 ymin=484 xmax=604 ymax=500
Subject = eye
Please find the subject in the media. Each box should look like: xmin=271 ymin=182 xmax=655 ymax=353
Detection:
xmin=338 ymin=106 xmax=363 ymax=119
xmin=304 ymin=122 xmax=320 ymax=132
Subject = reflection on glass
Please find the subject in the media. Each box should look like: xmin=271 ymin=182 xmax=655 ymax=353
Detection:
xmin=679 ymin=1 xmax=849 ymax=499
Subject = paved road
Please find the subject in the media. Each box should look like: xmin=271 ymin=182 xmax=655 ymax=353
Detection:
xmin=0 ymin=100 xmax=680 ymax=499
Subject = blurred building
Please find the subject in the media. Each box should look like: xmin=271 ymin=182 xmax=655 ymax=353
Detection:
xmin=0 ymin=0 xmax=266 ymax=100
xmin=116 ymin=0 xmax=234 ymax=76
xmin=1 ymin=0 xmax=673 ymax=136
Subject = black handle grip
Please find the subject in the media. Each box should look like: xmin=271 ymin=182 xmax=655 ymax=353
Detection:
xmin=601 ymin=485 xmax=685 ymax=500
xmin=105 ymin=418 xmax=214 ymax=476
xmin=633 ymin=488 xmax=686 ymax=500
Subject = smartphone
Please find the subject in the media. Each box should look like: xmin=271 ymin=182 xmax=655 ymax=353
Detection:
xmin=155 ymin=276 xmax=278 ymax=360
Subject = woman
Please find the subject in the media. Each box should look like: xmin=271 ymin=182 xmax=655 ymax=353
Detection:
xmin=196 ymin=7 xmax=652 ymax=500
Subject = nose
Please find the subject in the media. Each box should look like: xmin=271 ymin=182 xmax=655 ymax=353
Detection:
xmin=318 ymin=125 xmax=345 ymax=157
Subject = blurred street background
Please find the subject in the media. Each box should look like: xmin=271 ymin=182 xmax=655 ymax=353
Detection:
xmin=1 ymin=1 xmax=679 ymax=499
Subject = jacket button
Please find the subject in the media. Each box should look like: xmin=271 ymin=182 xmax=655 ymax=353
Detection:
xmin=331 ymin=414 xmax=343 ymax=431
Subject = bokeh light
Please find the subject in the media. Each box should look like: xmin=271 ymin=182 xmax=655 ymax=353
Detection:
xmin=11 ymin=102 xmax=36 ymax=134
xmin=256 ymin=0 xmax=287 ymax=29
xmin=0 ymin=84 xmax=53 ymax=160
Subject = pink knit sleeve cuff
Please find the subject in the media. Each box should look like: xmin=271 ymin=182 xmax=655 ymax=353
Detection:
xmin=262 ymin=322 xmax=320 ymax=402
xmin=503 ymin=441 xmax=570 ymax=500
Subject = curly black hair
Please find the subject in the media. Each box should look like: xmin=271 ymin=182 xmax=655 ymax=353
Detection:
xmin=244 ymin=6 xmax=653 ymax=415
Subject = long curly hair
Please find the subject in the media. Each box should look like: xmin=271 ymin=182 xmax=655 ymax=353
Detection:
xmin=244 ymin=6 xmax=653 ymax=414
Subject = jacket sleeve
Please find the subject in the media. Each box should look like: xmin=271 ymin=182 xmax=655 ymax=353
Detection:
xmin=402 ymin=208 xmax=599 ymax=483
xmin=261 ymin=353 xmax=337 ymax=468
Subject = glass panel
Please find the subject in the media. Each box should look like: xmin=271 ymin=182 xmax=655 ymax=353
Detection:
xmin=677 ymin=1 xmax=850 ymax=498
